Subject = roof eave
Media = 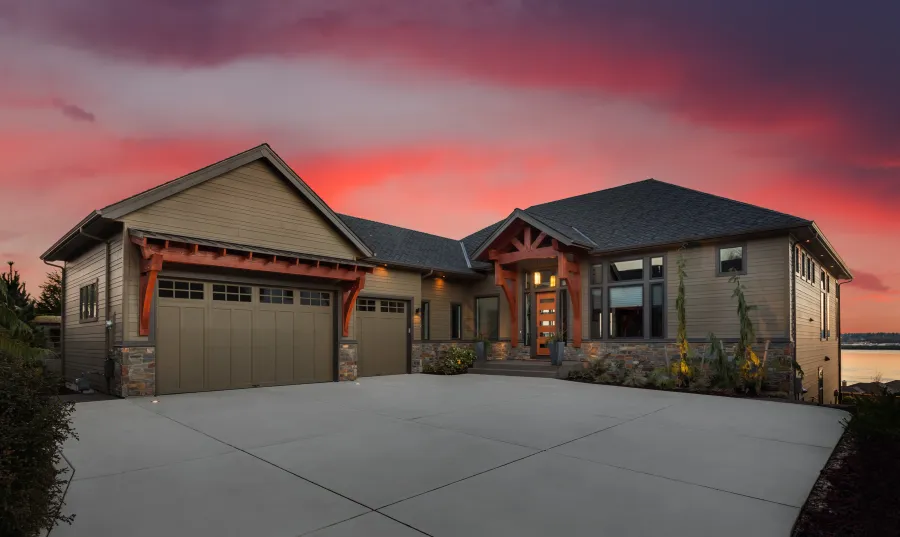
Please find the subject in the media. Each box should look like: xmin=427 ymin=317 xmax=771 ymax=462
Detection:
xmin=40 ymin=211 xmax=103 ymax=261
xmin=470 ymin=209 xmax=578 ymax=261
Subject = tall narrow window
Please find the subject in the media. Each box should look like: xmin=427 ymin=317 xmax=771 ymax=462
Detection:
xmin=558 ymin=291 xmax=568 ymax=342
xmin=421 ymin=301 xmax=430 ymax=340
xmin=795 ymin=246 xmax=801 ymax=274
xmin=590 ymin=288 xmax=602 ymax=339
xmin=523 ymin=293 xmax=531 ymax=346
xmin=475 ymin=297 xmax=499 ymax=340
xmin=450 ymin=303 xmax=462 ymax=339
xmin=811 ymin=262 xmax=816 ymax=284
xmin=651 ymin=283 xmax=664 ymax=338
xmin=609 ymin=285 xmax=643 ymax=338
xmin=590 ymin=264 xmax=603 ymax=285
xmin=801 ymin=253 xmax=807 ymax=279
xmin=79 ymin=281 xmax=98 ymax=321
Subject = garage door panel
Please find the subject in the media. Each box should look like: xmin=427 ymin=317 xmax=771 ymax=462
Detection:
xmin=230 ymin=308 xmax=253 ymax=388
xmin=208 ymin=308 xmax=233 ymax=391
xmin=157 ymin=305 xmax=182 ymax=395
xmin=275 ymin=311 xmax=295 ymax=383
xmin=292 ymin=311 xmax=315 ymax=382
xmin=314 ymin=312 xmax=333 ymax=382
xmin=254 ymin=310 xmax=277 ymax=385
xmin=357 ymin=299 xmax=408 ymax=378
xmin=179 ymin=306 xmax=206 ymax=393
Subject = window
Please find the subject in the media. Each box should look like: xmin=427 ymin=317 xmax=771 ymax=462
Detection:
xmin=651 ymin=283 xmax=664 ymax=338
xmin=357 ymin=298 xmax=376 ymax=312
xmin=650 ymin=257 xmax=664 ymax=279
xmin=609 ymin=285 xmax=643 ymax=338
xmin=300 ymin=290 xmax=330 ymax=306
xmin=212 ymin=284 xmax=252 ymax=302
xmin=590 ymin=264 xmax=603 ymax=285
xmin=801 ymin=252 xmax=807 ymax=279
xmin=717 ymin=245 xmax=745 ymax=275
xmin=159 ymin=279 xmax=204 ymax=300
xmin=532 ymin=270 xmax=557 ymax=288
xmin=795 ymin=246 xmax=801 ymax=274
xmin=79 ymin=281 xmax=98 ymax=321
xmin=558 ymin=292 xmax=568 ymax=343
xmin=260 ymin=287 xmax=294 ymax=304
xmin=609 ymin=259 xmax=643 ymax=282
xmin=451 ymin=303 xmax=462 ymax=339
xmin=421 ymin=301 xmax=430 ymax=340
xmin=590 ymin=288 xmax=602 ymax=339
xmin=523 ymin=287 xmax=532 ymax=346
xmin=475 ymin=296 xmax=499 ymax=340
xmin=380 ymin=300 xmax=405 ymax=313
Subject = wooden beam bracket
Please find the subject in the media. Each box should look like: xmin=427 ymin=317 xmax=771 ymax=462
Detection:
xmin=341 ymin=275 xmax=365 ymax=337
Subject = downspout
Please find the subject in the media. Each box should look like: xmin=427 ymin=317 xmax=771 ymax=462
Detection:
xmin=78 ymin=228 xmax=113 ymax=393
xmin=836 ymin=277 xmax=852 ymax=403
xmin=43 ymin=260 xmax=66 ymax=379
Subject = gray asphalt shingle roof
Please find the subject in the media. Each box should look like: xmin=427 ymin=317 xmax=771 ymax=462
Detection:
xmin=338 ymin=214 xmax=477 ymax=275
xmin=344 ymin=179 xmax=812 ymax=274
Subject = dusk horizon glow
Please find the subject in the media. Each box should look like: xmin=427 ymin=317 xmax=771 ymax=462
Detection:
xmin=1 ymin=1 xmax=897 ymax=332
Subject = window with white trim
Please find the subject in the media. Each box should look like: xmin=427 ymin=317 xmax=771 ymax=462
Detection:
xmin=381 ymin=300 xmax=405 ymax=313
xmin=260 ymin=287 xmax=294 ymax=304
xmin=159 ymin=279 xmax=204 ymax=300
xmin=79 ymin=281 xmax=98 ymax=321
xmin=299 ymin=290 xmax=330 ymax=306
xmin=212 ymin=284 xmax=252 ymax=302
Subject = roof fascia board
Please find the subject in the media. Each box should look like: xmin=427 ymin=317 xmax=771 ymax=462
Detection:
xmin=809 ymin=222 xmax=853 ymax=279
xmin=40 ymin=210 xmax=102 ymax=260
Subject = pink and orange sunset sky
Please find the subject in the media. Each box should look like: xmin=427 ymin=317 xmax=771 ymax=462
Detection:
xmin=0 ymin=1 xmax=897 ymax=332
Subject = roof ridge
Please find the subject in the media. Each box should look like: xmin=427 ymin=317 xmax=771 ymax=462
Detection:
xmin=643 ymin=179 xmax=812 ymax=223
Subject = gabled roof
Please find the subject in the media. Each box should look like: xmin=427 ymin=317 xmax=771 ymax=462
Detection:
xmin=42 ymin=144 xmax=374 ymax=261
xmin=338 ymin=214 xmax=481 ymax=276
xmin=465 ymin=179 xmax=816 ymax=260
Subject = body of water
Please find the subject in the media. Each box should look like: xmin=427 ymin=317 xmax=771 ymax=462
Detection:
xmin=841 ymin=349 xmax=900 ymax=384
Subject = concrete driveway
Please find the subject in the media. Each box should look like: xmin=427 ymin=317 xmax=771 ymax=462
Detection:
xmin=56 ymin=375 xmax=847 ymax=537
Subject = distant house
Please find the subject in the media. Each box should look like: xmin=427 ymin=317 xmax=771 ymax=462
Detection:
xmin=40 ymin=144 xmax=851 ymax=401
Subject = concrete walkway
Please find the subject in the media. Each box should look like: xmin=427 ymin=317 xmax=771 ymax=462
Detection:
xmin=56 ymin=375 xmax=847 ymax=537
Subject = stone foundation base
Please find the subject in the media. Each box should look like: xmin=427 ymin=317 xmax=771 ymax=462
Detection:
xmin=113 ymin=345 xmax=156 ymax=397
xmin=339 ymin=343 xmax=358 ymax=381
xmin=413 ymin=342 xmax=473 ymax=371
xmin=564 ymin=340 xmax=794 ymax=393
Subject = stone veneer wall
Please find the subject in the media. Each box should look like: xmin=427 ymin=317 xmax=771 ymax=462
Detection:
xmin=113 ymin=345 xmax=156 ymax=397
xmin=339 ymin=343 xmax=358 ymax=381
xmin=561 ymin=340 xmax=794 ymax=393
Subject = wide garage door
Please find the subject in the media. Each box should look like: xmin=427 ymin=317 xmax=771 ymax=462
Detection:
xmin=356 ymin=298 xmax=408 ymax=377
xmin=156 ymin=278 xmax=333 ymax=394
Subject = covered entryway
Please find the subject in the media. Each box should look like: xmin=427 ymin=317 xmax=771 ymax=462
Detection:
xmin=156 ymin=278 xmax=334 ymax=394
xmin=355 ymin=297 xmax=409 ymax=377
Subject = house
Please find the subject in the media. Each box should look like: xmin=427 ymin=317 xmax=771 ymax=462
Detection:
xmin=40 ymin=143 xmax=851 ymax=401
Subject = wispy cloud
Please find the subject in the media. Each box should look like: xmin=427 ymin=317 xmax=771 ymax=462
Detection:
xmin=52 ymin=98 xmax=95 ymax=122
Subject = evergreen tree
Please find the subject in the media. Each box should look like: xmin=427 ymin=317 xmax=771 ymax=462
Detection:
xmin=0 ymin=264 xmax=36 ymax=324
xmin=35 ymin=271 xmax=62 ymax=316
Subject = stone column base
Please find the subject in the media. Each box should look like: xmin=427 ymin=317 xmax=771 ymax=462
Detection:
xmin=339 ymin=343 xmax=358 ymax=381
xmin=113 ymin=345 xmax=156 ymax=397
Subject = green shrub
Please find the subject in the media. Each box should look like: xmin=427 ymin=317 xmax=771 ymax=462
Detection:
xmin=647 ymin=367 xmax=675 ymax=390
xmin=422 ymin=346 xmax=475 ymax=375
xmin=599 ymin=360 xmax=623 ymax=384
xmin=843 ymin=389 xmax=900 ymax=442
xmin=621 ymin=367 xmax=647 ymax=388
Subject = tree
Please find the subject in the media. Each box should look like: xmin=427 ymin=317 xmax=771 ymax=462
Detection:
xmin=1 ymin=266 xmax=36 ymax=324
xmin=35 ymin=271 xmax=62 ymax=316
xmin=0 ymin=277 xmax=77 ymax=536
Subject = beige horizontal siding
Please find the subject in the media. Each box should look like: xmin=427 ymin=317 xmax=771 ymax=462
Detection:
xmin=421 ymin=277 xmax=477 ymax=341
xmin=794 ymin=244 xmax=840 ymax=402
xmin=64 ymin=231 xmax=124 ymax=391
xmin=666 ymin=236 xmax=789 ymax=340
xmin=121 ymin=160 xmax=360 ymax=260
xmin=468 ymin=274 xmax=512 ymax=340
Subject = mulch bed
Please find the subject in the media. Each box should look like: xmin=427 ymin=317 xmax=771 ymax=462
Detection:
xmin=792 ymin=431 xmax=900 ymax=536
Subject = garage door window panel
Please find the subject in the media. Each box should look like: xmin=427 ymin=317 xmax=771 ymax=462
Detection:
xmin=213 ymin=284 xmax=252 ymax=302
xmin=381 ymin=300 xmax=405 ymax=313
xmin=300 ymin=290 xmax=330 ymax=307
xmin=260 ymin=287 xmax=294 ymax=305
xmin=159 ymin=279 xmax=204 ymax=300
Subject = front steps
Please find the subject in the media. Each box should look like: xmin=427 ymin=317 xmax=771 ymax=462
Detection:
xmin=469 ymin=360 xmax=560 ymax=379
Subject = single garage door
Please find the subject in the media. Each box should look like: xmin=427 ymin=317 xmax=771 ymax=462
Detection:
xmin=356 ymin=297 xmax=408 ymax=377
xmin=156 ymin=278 xmax=333 ymax=394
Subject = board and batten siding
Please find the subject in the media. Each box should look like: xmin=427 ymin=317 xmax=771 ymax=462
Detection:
xmin=794 ymin=244 xmax=840 ymax=402
xmin=420 ymin=277 xmax=477 ymax=341
xmin=63 ymin=230 xmax=124 ymax=391
xmin=120 ymin=160 xmax=361 ymax=261
xmin=666 ymin=236 xmax=790 ymax=340
xmin=346 ymin=266 xmax=421 ymax=341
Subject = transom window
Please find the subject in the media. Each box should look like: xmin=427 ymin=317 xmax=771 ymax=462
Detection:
xmin=159 ymin=279 xmax=204 ymax=300
xmin=381 ymin=300 xmax=405 ymax=313
xmin=212 ymin=284 xmax=252 ymax=302
xmin=717 ymin=245 xmax=745 ymax=275
xmin=300 ymin=291 xmax=330 ymax=306
xmin=609 ymin=259 xmax=644 ymax=282
xmin=650 ymin=257 xmax=664 ymax=279
xmin=357 ymin=298 xmax=376 ymax=312
xmin=79 ymin=281 xmax=98 ymax=321
xmin=260 ymin=287 xmax=294 ymax=304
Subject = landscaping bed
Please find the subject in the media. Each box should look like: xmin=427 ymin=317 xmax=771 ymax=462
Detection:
xmin=792 ymin=392 xmax=900 ymax=536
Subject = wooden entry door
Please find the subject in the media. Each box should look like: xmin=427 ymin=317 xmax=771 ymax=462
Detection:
xmin=535 ymin=291 xmax=557 ymax=356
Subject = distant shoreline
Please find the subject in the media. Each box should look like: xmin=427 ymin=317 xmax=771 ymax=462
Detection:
xmin=841 ymin=345 xmax=900 ymax=351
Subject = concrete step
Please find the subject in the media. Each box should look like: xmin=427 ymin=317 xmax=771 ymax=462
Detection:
xmin=475 ymin=360 xmax=558 ymax=372
xmin=469 ymin=366 xmax=559 ymax=379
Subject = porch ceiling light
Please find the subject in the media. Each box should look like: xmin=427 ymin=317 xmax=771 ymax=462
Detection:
xmin=534 ymin=271 xmax=541 ymax=286
xmin=550 ymin=275 xmax=557 ymax=287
